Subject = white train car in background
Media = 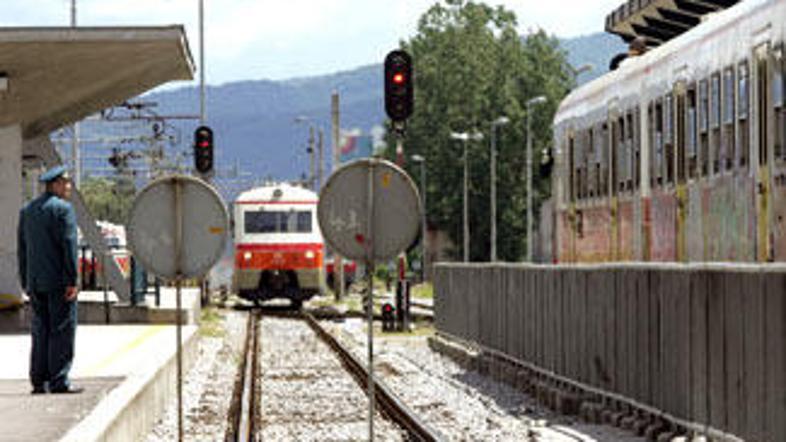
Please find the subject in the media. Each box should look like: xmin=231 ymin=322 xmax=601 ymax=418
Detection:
xmin=232 ymin=183 xmax=324 ymax=308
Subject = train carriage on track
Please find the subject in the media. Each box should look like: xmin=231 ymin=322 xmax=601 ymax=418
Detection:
xmin=551 ymin=0 xmax=786 ymax=263
xmin=232 ymin=183 xmax=324 ymax=308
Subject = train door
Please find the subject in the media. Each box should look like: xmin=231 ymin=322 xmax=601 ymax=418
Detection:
xmin=674 ymin=82 xmax=688 ymax=262
xmin=755 ymin=45 xmax=773 ymax=261
xmin=771 ymin=45 xmax=786 ymax=261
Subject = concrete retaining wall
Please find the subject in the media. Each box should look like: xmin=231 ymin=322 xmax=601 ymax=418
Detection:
xmin=434 ymin=263 xmax=786 ymax=441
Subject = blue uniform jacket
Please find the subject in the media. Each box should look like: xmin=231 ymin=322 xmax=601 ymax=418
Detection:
xmin=17 ymin=193 xmax=78 ymax=293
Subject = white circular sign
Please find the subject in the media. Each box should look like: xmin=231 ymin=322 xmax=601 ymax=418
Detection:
xmin=127 ymin=175 xmax=229 ymax=280
xmin=318 ymin=159 xmax=421 ymax=262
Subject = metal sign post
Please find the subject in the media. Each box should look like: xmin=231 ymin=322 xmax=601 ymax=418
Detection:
xmin=365 ymin=161 xmax=376 ymax=441
xmin=127 ymin=175 xmax=229 ymax=442
xmin=317 ymin=158 xmax=422 ymax=441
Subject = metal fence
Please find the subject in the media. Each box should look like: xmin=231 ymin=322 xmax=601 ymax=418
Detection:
xmin=434 ymin=263 xmax=786 ymax=441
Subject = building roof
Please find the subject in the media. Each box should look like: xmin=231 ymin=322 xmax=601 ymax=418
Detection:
xmin=605 ymin=0 xmax=741 ymax=47
xmin=0 ymin=26 xmax=194 ymax=138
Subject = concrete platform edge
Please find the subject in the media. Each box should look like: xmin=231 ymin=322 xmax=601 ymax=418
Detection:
xmin=59 ymin=327 xmax=200 ymax=442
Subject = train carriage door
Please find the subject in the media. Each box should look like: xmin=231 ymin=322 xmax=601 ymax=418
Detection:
xmin=674 ymin=81 xmax=688 ymax=262
xmin=755 ymin=45 xmax=773 ymax=261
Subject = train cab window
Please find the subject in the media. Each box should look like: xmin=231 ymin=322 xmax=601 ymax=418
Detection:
xmin=739 ymin=61 xmax=750 ymax=169
xmin=245 ymin=210 xmax=313 ymax=234
xmin=687 ymin=87 xmax=698 ymax=180
xmin=699 ymin=80 xmax=710 ymax=176
xmin=723 ymin=67 xmax=736 ymax=170
xmin=774 ymin=46 xmax=785 ymax=162
xmin=711 ymin=73 xmax=722 ymax=173
xmin=664 ymin=94 xmax=675 ymax=184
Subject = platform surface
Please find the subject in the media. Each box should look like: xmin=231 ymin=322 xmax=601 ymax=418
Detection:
xmin=0 ymin=324 xmax=197 ymax=441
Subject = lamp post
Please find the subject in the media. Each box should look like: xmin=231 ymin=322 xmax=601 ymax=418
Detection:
xmin=526 ymin=96 xmax=547 ymax=262
xmin=489 ymin=116 xmax=510 ymax=262
xmin=450 ymin=130 xmax=484 ymax=263
xmin=411 ymin=154 xmax=427 ymax=281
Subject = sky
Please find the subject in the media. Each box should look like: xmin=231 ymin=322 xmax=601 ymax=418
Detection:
xmin=1 ymin=0 xmax=624 ymax=85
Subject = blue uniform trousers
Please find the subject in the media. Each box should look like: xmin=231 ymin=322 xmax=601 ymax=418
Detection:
xmin=29 ymin=290 xmax=77 ymax=391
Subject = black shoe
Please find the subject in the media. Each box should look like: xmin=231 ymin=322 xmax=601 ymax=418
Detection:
xmin=50 ymin=386 xmax=84 ymax=394
xmin=31 ymin=386 xmax=46 ymax=395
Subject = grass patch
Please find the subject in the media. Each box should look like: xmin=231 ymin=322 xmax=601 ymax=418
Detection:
xmin=199 ymin=306 xmax=225 ymax=338
xmin=411 ymin=283 xmax=433 ymax=299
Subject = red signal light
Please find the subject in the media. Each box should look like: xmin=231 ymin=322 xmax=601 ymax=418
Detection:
xmin=393 ymin=73 xmax=405 ymax=84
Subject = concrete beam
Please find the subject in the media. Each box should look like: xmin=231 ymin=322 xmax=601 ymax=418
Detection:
xmin=0 ymin=26 xmax=194 ymax=138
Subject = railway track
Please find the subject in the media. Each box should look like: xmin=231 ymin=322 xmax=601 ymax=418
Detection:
xmin=225 ymin=309 xmax=444 ymax=441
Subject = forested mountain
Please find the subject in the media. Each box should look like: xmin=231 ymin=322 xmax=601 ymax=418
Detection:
xmin=145 ymin=32 xmax=625 ymax=182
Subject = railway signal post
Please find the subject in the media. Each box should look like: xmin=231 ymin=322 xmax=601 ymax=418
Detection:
xmin=385 ymin=49 xmax=416 ymax=332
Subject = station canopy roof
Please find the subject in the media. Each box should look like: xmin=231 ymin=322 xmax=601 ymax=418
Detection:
xmin=0 ymin=26 xmax=194 ymax=138
xmin=605 ymin=0 xmax=741 ymax=47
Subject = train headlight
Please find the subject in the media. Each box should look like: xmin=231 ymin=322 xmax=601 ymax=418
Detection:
xmin=304 ymin=250 xmax=315 ymax=260
xmin=243 ymin=251 xmax=252 ymax=261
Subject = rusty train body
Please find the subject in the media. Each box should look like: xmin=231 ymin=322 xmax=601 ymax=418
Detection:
xmin=551 ymin=0 xmax=786 ymax=263
xmin=232 ymin=183 xmax=324 ymax=307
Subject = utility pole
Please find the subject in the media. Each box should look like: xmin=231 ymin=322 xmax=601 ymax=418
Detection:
xmin=318 ymin=129 xmax=325 ymax=190
xmin=489 ymin=116 xmax=510 ymax=262
xmin=199 ymin=0 xmax=206 ymax=125
xmin=308 ymin=126 xmax=315 ymax=190
xmin=331 ymin=91 xmax=344 ymax=300
xmin=70 ymin=0 xmax=80 ymax=188
xmin=526 ymin=96 xmax=547 ymax=262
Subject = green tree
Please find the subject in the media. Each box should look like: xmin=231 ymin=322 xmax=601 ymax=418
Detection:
xmin=80 ymin=177 xmax=136 ymax=224
xmin=388 ymin=0 xmax=573 ymax=261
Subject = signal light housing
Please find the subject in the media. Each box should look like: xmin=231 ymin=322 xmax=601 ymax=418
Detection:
xmin=384 ymin=49 xmax=414 ymax=123
xmin=193 ymin=125 xmax=214 ymax=175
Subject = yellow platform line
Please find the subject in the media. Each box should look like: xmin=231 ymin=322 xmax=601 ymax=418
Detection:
xmin=81 ymin=325 xmax=167 ymax=377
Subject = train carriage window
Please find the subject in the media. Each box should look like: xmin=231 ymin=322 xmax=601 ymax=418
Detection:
xmin=723 ymin=67 xmax=736 ymax=170
xmin=617 ymin=116 xmax=627 ymax=192
xmin=664 ymin=94 xmax=675 ymax=184
xmin=711 ymin=72 xmax=722 ymax=173
xmin=568 ymin=135 xmax=576 ymax=203
xmin=739 ymin=61 xmax=750 ymax=169
xmin=687 ymin=87 xmax=698 ymax=179
xmin=677 ymin=91 xmax=687 ymax=184
xmin=632 ymin=110 xmax=641 ymax=191
xmin=774 ymin=46 xmax=785 ymax=161
xmin=699 ymin=80 xmax=710 ymax=176
xmin=587 ymin=128 xmax=595 ymax=198
xmin=600 ymin=123 xmax=609 ymax=196
xmin=654 ymin=100 xmax=664 ymax=186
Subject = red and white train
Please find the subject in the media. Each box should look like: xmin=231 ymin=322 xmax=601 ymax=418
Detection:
xmin=232 ymin=183 xmax=324 ymax=308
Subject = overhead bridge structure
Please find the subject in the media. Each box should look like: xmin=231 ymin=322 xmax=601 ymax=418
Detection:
xmin=605 ymin=0 xmax=741 ymax=47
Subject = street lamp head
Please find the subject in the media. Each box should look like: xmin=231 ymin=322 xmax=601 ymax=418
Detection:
xmin=411 ymin=154 xmax=425 ymax=163
xmin=492 ymin=116 xmax=510 ymax=126
xmin=527 ymin=96 xmax=547 ymax=107
xmin=451 ymin=131 xmax=483 ymax=141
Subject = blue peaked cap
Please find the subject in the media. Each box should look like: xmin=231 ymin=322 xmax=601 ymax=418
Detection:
xmin=39 ymin=165 xmax=69 ymax=183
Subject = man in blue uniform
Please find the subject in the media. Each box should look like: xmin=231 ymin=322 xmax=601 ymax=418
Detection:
xmin=17 ymin=165 xmax=82 ymax=394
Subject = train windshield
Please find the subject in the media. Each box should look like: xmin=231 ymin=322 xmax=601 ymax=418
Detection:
xmin=244 ymin=210 xmax=312 ymax=234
